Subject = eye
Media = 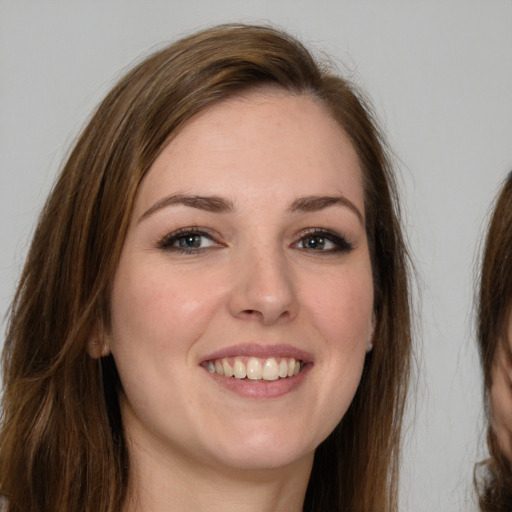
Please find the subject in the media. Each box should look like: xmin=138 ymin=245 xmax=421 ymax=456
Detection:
xmin=158 ymin=228 xmax=220 ymax=254
xmin=295 ymin=229 xmax=353 ymax=253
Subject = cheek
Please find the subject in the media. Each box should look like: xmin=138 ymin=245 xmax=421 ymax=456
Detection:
xmin=113 ymin=261 xmax=218 ymax=328
xmin=490 ymin=344 xmax=512 ymax=423
xmin=491 ymin=371 xmax=512 ymax=427
xmin=490 ymin=374 xmax=512 ymax=460
xmin=108 ymin=261 xmax=229 ymax=369
xmin=305 ymin=268 xmax=374 ymax=347
xmin=301 ymin=267 xmax=373 ymax=422
xmin=107 ymin=263 xmax=228 ymax=418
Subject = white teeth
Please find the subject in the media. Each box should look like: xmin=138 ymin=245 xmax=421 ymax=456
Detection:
xmin=222 ymin=359 xmax=233 ymax=378
xmin=233 ymin=358 xmax=246 ymax=379
xmin=279 ymin=359 xmax=288 ymax=378
xmin=288 ymin=358 xmax=296 ymax=377
xmin=247 ymin=357 xmax=263 ymax=380
xmin=263 ymin=357 xmax=279 ymax=381
xmin=207 ymin=356 xmax=303 ymax=381
xmin=214 ymin=360 xmax=224 ymax=376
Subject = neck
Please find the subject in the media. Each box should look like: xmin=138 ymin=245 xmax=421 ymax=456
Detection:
xmin=121 ymin=434 xmax=313 ymax=512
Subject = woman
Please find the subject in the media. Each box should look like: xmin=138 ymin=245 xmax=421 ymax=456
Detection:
xmin=0 ymin=24 xmax=412 ymax=512
xmin=475 ymin=172 xmax=512 ymax=511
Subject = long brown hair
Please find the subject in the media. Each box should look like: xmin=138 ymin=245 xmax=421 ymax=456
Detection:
xmin=0 ymin=24 xmax=412 ymax=512
xmin=475 ymin=172 xmax=512 ymax=511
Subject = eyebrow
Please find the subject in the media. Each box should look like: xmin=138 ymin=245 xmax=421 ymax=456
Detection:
xmin=139 ymin=193 xmax=364 ymax=225
xmin=139 ymin=194 xmax=234 ymax=222
xmin=289 ymin=195 xmax=364 ymax=224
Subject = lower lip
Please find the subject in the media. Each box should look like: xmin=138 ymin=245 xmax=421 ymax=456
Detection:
xmin=204 ymin=365 xmax=311 ymax=399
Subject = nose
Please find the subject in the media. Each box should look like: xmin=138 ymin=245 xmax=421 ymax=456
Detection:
xmin=227 ymin=245 xmax=298 ymax=325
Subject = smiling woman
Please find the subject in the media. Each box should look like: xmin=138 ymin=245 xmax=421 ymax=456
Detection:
xmin=0 ymin=24 xmax=412 ymax=512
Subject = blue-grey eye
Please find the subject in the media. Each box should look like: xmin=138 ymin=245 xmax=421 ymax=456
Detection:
xmin=178 ymin=234 xmax=203 ymax=248
xmin=301 ymin=235 xmax=331 ymax=250
xmin=295 ymin=230 xmax=353 ymax=253
xmin=158 ymin=230 xmax=218 ymax=253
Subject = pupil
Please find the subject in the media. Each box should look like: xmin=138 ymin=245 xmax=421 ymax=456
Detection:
xmin=306 ymin=236 xmax=324 ymax=250
xmin=179 ymin=235 xmax=200 ymax=248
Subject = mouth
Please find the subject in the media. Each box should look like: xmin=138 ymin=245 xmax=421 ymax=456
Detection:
xmin=202 ymin=356 xmax=306 ymax=381
xmin=199 ymin=344 xmax=313 ymax=397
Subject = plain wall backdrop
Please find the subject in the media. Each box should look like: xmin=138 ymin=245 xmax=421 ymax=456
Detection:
xmin=1 ymin=1 xmax=512 ymax=510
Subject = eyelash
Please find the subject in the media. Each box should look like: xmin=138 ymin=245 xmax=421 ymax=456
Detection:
xmin=295 ymin=228 xmax=353 ymax=254
xmin=157 ymin=227 xmax=353 ymax=255
xmin=157 ymin=228 xmax=219 ymax=254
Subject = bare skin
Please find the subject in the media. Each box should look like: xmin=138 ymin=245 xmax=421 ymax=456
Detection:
xmin=123 ymin=428 xmax=312 ymax=512
xmin=491 ymin=322 xmax=512 ymax=460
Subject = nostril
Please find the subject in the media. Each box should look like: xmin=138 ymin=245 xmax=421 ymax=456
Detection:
xmin=238 ymin=307 xmax=292 ymax=325
xmin=228 ymin=271 xmax=298 ymax=324
xmin=241 ymin=309 xmax=260 ymax=317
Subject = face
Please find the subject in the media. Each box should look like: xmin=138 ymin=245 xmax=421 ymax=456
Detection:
xmin=491 ymin=316 xmax=512 ymax=460
xmin=105 ymin=89 xmax=374 ymax=473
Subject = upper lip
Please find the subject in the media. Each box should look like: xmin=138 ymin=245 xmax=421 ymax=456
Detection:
xmin=200 ymin=343 xmax=314 ymax=363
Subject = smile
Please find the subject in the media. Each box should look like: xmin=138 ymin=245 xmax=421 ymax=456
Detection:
xmin=204 ymin=356 xmax=305 ymax=381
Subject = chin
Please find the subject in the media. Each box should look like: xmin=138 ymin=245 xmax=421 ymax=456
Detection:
xmin=213 ymin=446 xmax=314 ymax=472
xmin=202 ymin=423 xmax=321 ymax=472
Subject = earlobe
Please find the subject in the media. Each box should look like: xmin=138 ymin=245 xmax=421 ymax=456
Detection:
xmin=367 ymin=314 xmax=376 ymax=353
xmin=87 ymin=333 xmax=111 ymax=359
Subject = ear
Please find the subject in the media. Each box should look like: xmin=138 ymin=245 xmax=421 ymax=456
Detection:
xmin=366 ymin=314 xmax=376 ymax=353
xmin=87 ymin=327 xmax=111 ymax=359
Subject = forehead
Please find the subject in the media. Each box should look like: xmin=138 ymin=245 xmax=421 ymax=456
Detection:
xmin=135 ymin=88 xmax=364 ymax=215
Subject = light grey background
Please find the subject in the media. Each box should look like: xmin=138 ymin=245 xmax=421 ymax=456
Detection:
xmin=2 ymin=1 xmax=512 ymax=510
